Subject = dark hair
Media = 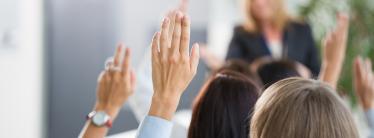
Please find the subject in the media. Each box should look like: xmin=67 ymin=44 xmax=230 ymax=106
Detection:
xmin=256 ymin=60 xmax=301 ymax=88
xmin=215 ymin=60 xmax=254 ymax=78
xmin=188 ymin=70 xmax=259 ymax=138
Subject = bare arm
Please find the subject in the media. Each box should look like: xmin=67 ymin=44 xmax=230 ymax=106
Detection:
xmin=319 ymin=13 xmax=349 ymax=89
xmin=353 ymin=57 xmax=374 ymax=111
xmin=79 ymin=45 xmax=136 ymax=138
xmin=148 ymin=11 xmax=199 ymax=121
xmin=353 ymin=57 xmax=374 ymax=136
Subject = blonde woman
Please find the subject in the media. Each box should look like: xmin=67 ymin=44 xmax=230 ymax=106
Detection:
xmin=250 ymin=78 xmax=359 ymax=138
xmin=226 ymin=0 xmax=320 ymax=76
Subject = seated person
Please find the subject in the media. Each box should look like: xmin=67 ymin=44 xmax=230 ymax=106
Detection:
xmin=250 ymin=77 xmax=359 ymax=138
xmin=188 ymin=70 xmax=259 ymax=138
xmin=251 ymin=13 xmax=350 ymax=89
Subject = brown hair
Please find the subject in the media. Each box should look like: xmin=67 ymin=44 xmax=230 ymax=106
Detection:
xmin=242 ymin=0 xmax=289 ymax=32
xmin=188 ymin=70 xmax=259 ymax=138
xmin=250 ymin=77 xmax=359 ymax=138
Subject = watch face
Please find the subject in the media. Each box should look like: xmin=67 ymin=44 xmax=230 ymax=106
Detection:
xmin=92 ymin=111 xmax=110 ymax=126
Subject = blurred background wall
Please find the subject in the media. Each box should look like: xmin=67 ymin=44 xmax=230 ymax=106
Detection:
xmin=45 ymin=0 xmax=208 ymax=137
xmin=0 ymin=0 xmax=44 ymax=137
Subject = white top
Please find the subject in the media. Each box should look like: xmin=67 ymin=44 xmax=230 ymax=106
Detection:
xmin=268 ymin=41 xmax=283 ymax=59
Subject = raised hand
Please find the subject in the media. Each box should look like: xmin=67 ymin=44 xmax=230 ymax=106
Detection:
xmin=149 ymin=11 xmax=199 ymax=120
xmin=353 ymin=57 xmax=374 ymax=111
xmin=96 ymin=44 xmax=136 ymax=112
xmin=80 ymin=44 xmax=136 ymax=138
xmin=178 ymin=0 xmax=189 ymax=13
xmin=319 ymin=13 xmax=350 ymax=88
xmin=323 ymin=13 xmax=349 ymax=66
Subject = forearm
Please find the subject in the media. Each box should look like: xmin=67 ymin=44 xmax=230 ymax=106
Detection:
xmin=79 ymin=104 xmax=120 ymax=138
xmin=319 ymin=62 xmax=343 ymax=89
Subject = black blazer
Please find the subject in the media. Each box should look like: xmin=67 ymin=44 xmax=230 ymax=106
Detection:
xmin=226 ymin=22 xmax=321 ymax=76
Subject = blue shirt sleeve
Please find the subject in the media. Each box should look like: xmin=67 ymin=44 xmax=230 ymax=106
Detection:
xmin=136 ymin=116 xmax=173 ymax=138
xmin=366 ymin=109 xmax=374 ymax=138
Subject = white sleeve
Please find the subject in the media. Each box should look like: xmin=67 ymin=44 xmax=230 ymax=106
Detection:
xmin=127 ymin=49 xmax=154 ymax=122
xmin=366 ymin=109 xmax=374 ymax=138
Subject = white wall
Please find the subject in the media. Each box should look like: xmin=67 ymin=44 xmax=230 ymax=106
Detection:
xmin=0 ymin=0 xmax=44 ymax=137
xmin=120 ymin=0 xmax=209 ymax=67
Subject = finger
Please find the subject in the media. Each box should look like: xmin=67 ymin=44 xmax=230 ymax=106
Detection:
xmin=354 ymin=57 xmax=362 ymax=84
xmin=190 ymin=43 xmax=200 ymax=73
xmin=130 ymin=69 xmax=136 ymax=89
xmin=323 ymin=33 xmax=332 ymax=47
xmin=105 ymin=60 xmax=115 ymax=77
xmin=152 ymin=32 xmax=161 ymax=63
xmin=335 ymin=13 xmax=349 ymax=40
xmin=160 ymin=17 xmax=170 ymax=60
xmin=113 ymin=44 xmax=123 ymax=67
xmin=122 ymin=47 xmax=131 ymax=76
xmin=180 ymin=15 xmax=191 ymax=57
xmin=358 ymin=57 xmax=367 ymax=83
xmin=337 ymin=13 xmax=349 ymax=29
xmin=170 ymin=11 xmax=183 ymax=56
xmin=168 ymin=10 xmax=177 ymax=46
xmin=98 ymin=71 xmax=106 ymax=83
xmin=366 ymin=58 xmax=373 ymax=85
xmin=102 ymin=70 xmax=111 ymax=82
xmin=105 ymin=57 xmax=114 ymax=70
xmin=366 ymin=58 xmax=372 ymax=74
xmin=353 ymin=57 xmax=365 ymax=99
xmin=179 ymin=0 xmax=189 ymax=13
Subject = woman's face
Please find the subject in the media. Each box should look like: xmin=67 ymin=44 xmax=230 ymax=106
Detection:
xmin=249 ymin=0 xmax=275 ymax=22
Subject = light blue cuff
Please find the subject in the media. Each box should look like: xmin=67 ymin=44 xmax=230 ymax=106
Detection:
xmin=136 ymin=116 xmax=173 ymax=138
xmin=365 ymin=109 xmax=374 ymax=138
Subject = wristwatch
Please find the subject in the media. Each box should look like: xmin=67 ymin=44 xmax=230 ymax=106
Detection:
xmin=86 ymin=111 xmax=113 ymax=128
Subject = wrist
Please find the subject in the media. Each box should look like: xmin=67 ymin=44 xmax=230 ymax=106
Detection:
xmin=363 ymin=102 xmax=374 ymax=112
xmin=320 ymin=62 xmax=342 ymax=88
xmin=148 ymin=93 xmax=181 ymax=121
xmin=94 ymin=103 xmax=121 ymax=119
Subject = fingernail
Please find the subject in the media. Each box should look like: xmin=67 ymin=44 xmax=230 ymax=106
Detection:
xmin=177 ymin=12 xmax=183 ymax=19
xmin=163 ymin=17 xmax=169 ymax=23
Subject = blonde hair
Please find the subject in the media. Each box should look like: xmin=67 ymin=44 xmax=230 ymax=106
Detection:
xmin=250 ymin=78 xmax=359 ymax=138
xmin=243 ymin=0 xmax=289 ymax=32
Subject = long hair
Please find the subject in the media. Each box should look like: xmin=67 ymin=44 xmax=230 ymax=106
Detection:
xmin=188 ymin=70 xmax=259 ymax=138
xmin=242 ymin=0 xmax=289 ymax=32
xmin=250 ymin=78 xmax=359 ymax=138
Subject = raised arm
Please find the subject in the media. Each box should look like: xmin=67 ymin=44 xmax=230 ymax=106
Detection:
xmin=148 ymin=11 xmax=199 ymax=120
xmin=319 ymin=13 xmax=349 ymax=89
xmin=136 ymin=11 xmax=199 ymax=138
xmin=79 ymin=44 xmax=136 ymax=138
xmin=353 ymin=57 xmax=374 ymax=137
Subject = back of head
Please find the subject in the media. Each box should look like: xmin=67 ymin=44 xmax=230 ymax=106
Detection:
xmin=250 ymin=78 xmax=358 ymax=138
xmin=216 ymin=59 xmax=255 ymax=79
xmin=188 ymin=70 xmax=259 ymax=138
xmin=256 ymin=60 xmax=301 ymax=88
